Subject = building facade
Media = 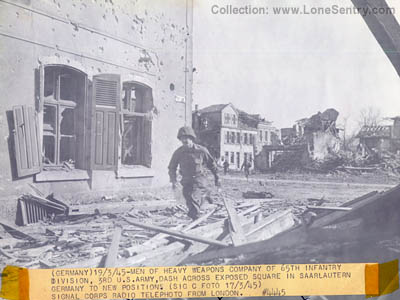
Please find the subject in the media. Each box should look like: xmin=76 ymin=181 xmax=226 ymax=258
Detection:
xmin=0 ymin=0 xmax=193 ymax=220
xmin=193 ymin=103 xmax=257 ymax=170
xmin=238 ymin=111 xmax=279 ymax=170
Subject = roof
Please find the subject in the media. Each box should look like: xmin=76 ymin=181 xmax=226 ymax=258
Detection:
xmin=357 ymin=125 xmax=392 ymax=138
xmin=197 ymin=104 xmax=230 ymax=114
xmin=263 ymin=144 xmax=307 ymax=151
xmin=237 ymin=108 xmax=272 ymax=126
xmin=237 ymin=120 xmax=258 ymax=131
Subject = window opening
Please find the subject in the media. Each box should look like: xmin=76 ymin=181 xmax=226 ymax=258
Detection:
xmin=120 ymin=82 xmax=153 ymax=167
xmin=42 ymin=66 xmax=85 ymax=169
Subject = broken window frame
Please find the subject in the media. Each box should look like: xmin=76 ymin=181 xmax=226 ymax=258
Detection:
xmin=41 ymin=65 xmax=87 ymax=170
xmin=118 ymin=81 xmax=153 ymax=170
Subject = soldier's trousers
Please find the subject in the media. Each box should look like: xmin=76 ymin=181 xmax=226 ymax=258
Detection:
xmin=181 ymin=177 xmax=211 ymax=220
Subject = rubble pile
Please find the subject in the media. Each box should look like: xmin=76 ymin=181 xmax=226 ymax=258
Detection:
xmin=306 ymin=152 xmax=350 ymax=173
xmin=270 ymin=150 xmax=309 ymax=172
xmin=0 ymin=188 xmax=297 ymax=270
xmin=273 ymin=149 xmax=400 ymax=175
xmin=332 ymin=150 xmax=400 ymax=175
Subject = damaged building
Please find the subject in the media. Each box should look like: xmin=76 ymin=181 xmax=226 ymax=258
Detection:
xmin=259 ymin=108 xmax=342 ymax=171
xmin=357 ymin=116 xmax=400 ymax=156
xmin=0 ymin=0 xmax=193 ymax=222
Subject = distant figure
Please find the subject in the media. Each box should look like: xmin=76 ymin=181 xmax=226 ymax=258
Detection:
xmin=223 ymin=160 xmax=229 ymax=175
xmin=241 ymin=159 xmax=251 ymax=180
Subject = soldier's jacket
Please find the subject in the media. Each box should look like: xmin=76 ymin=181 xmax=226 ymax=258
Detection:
xmin=168 ymin=143 xmax=218 ymax=184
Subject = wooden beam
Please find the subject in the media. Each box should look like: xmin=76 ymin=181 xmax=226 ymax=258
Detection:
xmin=307 ymin=205 xmax=353 ymax=211
xmin=182 ymin=225 xmax=307 ymax=264
xmin=122 ymin=208 xmax=217 ymax=257
xmin=351 ymin=0 xmax=400 ymax=76
xmin=222 ymin=197 xmax=247 ymax=246
xmin=61 ymin=256 xmax=103 ymax=268
xmin=245 ymin=209 xmax=295 ymax=238
xmin=118 ymin=205 xmax=260 ymax=266
xmin=124 ymin=216 xmax=229 ymax=247
xmin=0 ymin=221 xmax=37 ymax=241
xmin=103 ymin=226 xmax=122 ymax=267
xmin=68 ymin=200 xmax=176 ymax=216
xmin=310 ymin=187 xmax=397 ymax=228
xmin=118 ymin=213 xmax=230 ymax=266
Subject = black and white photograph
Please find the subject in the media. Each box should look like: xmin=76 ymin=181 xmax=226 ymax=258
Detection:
xmin=1 ymin=0 xmax=400 ymax=299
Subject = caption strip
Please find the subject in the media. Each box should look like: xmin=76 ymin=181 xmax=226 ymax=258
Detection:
xmin=0 ymin=261 xmax=398 ymax=300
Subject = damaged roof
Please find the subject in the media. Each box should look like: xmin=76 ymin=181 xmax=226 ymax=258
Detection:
xmin=357 ymin=125 xmax=392 ymax=138
xmin=197 ymin=104 xmax=231 ymax=114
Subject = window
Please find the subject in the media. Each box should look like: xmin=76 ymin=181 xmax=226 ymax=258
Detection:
xmin=250 ymin=134 xmax=253 ymax=144
xmin=225 ymin=131 xmax=229 ymax=144
xmin=230 ymin=131 xmax=235 ymax=143
xmin=260 ymin=130 xmax=263 ymax=141
xmin=230 ymin=152 xmax=235 ymax=164
xmin=224 ymin=113 xmax=231 ymax=124
xmin=236 ymin=152 xmax=240 ymax=168
xmin=232 ymin=114 xmax=237 ymax=125
xmin=225 ymin=151 xmax=229 ymax=161
xmin=249 ymin=153 xmax=253 ymax=164
xmin=42 ymin=66 xmax=87 ymax=169
xmin=244 ymin=133 xmax=248 ymax=144
xmin=236 ymin=132 xmax=240 ymax=144
xmin=265 ymin=131 xmax=269 ymax=142
xmin=91 ymin=75 xmax=152 ymax=171
xmin=121 ymin=82 xmax=153 ymax=167
xmin=244 ymin=152 xmax=248 ymax=163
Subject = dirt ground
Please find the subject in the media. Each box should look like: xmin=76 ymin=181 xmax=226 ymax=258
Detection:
xmin=215 ymin=170 xmax=397 ymax=216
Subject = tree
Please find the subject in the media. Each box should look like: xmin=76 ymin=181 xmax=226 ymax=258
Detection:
xmin=358 ymin=106 xmax=382 ymax=128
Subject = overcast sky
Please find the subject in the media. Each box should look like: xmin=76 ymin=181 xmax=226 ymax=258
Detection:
xmin=192 ymin=0 xmax=400 ymax=133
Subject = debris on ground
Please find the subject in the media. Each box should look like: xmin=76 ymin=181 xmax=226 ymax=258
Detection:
xmin=0 ymin=184 xmax=296 ymax=269
xmin=242 ymin=191 xmax=274 ymax=199
xmin=0 ymin=175 xmax=398 ymax=270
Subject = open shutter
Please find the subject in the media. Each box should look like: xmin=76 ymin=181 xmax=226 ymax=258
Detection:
xmin=13 ymin=105 xmax=42 ymax=177
xmin=91 ymin=74 xmax=121 ymax=170
xmin=143 ymin=117 xmax=152 ymax=167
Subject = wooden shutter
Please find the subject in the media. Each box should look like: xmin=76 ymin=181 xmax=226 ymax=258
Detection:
xmin=143 ymin=117 xmax=152 ymax=168
xmin=91 ymin=74 xmax=121 ymax=170
xmin=74 ymin=75 xmax=89 ymax=170
xmin=13 ymin=105 xmax=42 ymax=177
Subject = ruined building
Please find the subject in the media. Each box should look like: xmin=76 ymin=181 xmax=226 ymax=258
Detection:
xmin=356 ymin=117 xmax=400 ymax=155
xmin=0 ymin=0 xmax=193 ymax=221
xmin=259 ymin=108 xmax=341 ymax=171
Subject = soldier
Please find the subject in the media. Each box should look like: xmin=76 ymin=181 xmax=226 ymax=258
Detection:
xmin=168 ymin=126 xmax=220 ymax=220
xmin=223 ymin=159 xmax=229 ymax=175
xmin=241 ymin=158 xmax=251 ymax=180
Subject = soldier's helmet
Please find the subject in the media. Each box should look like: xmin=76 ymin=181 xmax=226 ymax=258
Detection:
xmin=177 ymin=126 xmax=196 ymax=140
